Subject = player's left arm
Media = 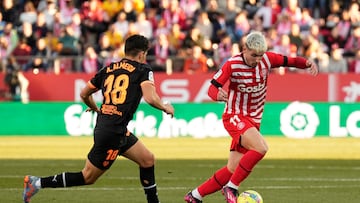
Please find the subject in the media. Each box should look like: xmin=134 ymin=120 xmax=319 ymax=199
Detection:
xmin=303 ymin=60 xmax=319 ymax=76
xmin=141 ymin=81 xmax=174 ymax=118
xmin=80 ymin=81 xmax=101 ymax=113
xmin=268 ymin=52 xmax=319 ymax=76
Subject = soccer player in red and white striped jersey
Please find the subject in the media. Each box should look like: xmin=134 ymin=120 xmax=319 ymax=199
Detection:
xmin=184 ymin=31 xmax=318 ymax=203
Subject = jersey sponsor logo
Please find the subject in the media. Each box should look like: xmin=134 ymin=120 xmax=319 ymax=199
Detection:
xmin=101 ymin=104 xmax=123 ymax=116
xmin=237 ymin=82 xmax=266 ymax=93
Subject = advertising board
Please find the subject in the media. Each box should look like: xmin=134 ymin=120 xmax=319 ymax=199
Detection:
xmin=1 ymin=73 xmax=360 ymax=102
xmin=1 ymin=102 xmax=359 ymax=138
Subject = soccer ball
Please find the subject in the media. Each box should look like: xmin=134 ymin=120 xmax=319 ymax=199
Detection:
xmin=237 ymin=190 xmax=263 ymax=203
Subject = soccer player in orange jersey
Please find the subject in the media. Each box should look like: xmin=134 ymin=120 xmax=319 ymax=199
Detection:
xmin=23 ymin=34 xmax=174 ymax=203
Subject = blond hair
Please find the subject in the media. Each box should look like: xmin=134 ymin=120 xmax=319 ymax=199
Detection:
xmin=245 ymin=31 xmax=268 ymax=53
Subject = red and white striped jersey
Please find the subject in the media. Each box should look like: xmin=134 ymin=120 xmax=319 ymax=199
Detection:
xmin=212 ymin=52 xmax=288 ymax=124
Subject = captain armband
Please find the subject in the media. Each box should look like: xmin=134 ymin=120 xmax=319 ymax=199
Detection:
xmin=283 ymin=56 xmax=288 ymax=66
xmin=211 ymin=79 xmax=222 ymax=88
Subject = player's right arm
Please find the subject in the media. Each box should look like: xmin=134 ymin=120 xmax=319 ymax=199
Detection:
xmin=80 ymin=81 xmax=101 ymax=113
xmin=208 ymin=62 xmax=231 ymax=102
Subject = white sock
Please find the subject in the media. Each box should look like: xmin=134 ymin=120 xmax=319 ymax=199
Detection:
xmin=226 ymin=181 xmax=239 ymax=190
xmin=192 ymin=188 xmax=203 ymax=200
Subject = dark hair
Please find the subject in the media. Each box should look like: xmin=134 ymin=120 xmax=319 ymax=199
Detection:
xmin=124 ymin=34 xmax=150 ymax=56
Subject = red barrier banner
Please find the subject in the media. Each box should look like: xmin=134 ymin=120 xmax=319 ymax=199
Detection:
xmin=266 ymin=73 xmax=329 ymax=101
xmin=0 ymin=72 xmax=359 ymax=102
xmin=334 ymin=74 xmax=360 ymax=102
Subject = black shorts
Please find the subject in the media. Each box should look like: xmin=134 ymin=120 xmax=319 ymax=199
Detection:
xmin=87 ymin=128 xmax=138 ymax=170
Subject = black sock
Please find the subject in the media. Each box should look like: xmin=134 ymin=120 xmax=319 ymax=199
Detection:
xmin=140 ymin=166 xmax=159 ymax=203
xmin=40 ymin=172 xmax=85 ymax=188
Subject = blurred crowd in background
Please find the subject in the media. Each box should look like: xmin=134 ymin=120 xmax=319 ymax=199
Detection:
xmin=1 ymin=0 xmax=360 ymax=77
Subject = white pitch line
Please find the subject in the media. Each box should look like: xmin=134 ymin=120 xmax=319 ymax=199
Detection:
xmin=259 ymin=177 xmax=360 ymax=182
xmin=257 ymin=165 xmax=360 ymax=170
xmin=3 ymin=187 xmax=185 ymax=191
xmin=252 ymin=184 xmax=360 ymax=189
xmin=2 ymin=175 xmax=360 ymax=182
xmin=3 ymin=184 xmax=360 ymax=192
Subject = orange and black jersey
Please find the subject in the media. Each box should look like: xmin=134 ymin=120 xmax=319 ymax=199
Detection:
xmin=89 ymin=59 xmax=153 ymax=130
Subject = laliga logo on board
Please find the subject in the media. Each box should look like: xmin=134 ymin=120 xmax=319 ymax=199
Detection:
xmin=342 ymin=81 xmax=360 ymax=102
xmin=280 ymin=101 xmax=320 ymax=138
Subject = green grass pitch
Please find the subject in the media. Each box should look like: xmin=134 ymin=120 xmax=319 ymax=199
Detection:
xmin=1 ymin=136 xmax=360 ymax=203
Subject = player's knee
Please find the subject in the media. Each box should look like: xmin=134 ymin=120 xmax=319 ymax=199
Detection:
xmin=227 ymin=164 xmax=237 ymax=173
xmin=140 ymin=152 xmax=155 ymax=168
xmin=254 ymin=141 xmax=268 ymax=155
xmin=260 ymin=143 xmax=269 ymax=155
xmin=83 ymin=175 xmax=98 ymax=185
xmin=82 ymin=169 xmax=101 ymax=185
xmin=258 ymin=146 xmax=268 ymax=155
